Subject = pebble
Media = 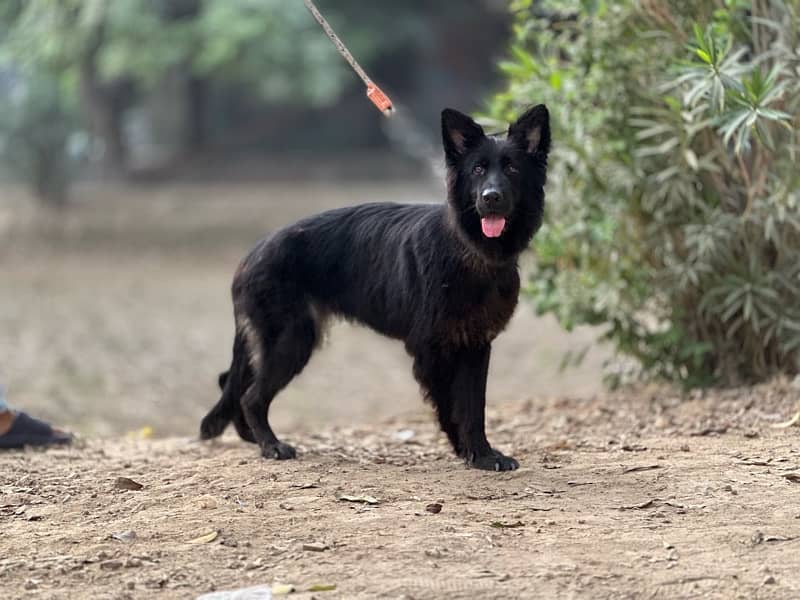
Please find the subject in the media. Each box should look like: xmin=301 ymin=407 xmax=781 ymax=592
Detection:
xmin=302 ymin=542 xmax=328 ymax=552
xmin=100 ymin=560 xmax=123 ymax=571
xmin=425 ymin=503 xmax=442 ymax=514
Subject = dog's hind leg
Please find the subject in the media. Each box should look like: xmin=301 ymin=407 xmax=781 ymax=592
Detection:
xmin=209 ymin=368 xmax=257 ymax=443
xmin=239 ymin=308 xmax=317 ymax=460
xmin=231 ymin=399 xmax=256 ymax=444
xmin=199 ymin=378 xmax=237 ymax=440
xmin=200 ymin=333 xmax=255 ymax=442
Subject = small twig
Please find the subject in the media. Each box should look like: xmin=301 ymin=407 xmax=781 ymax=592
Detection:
xmin=752 ymin=148 xmax=768 ymax=200
xmin=659 ymin=575 xmax=723 ymax=586
xmin=737 ymin=151 xmax=754 ymax=215
xmin=622 ymin=464 xmax=662 ymax=474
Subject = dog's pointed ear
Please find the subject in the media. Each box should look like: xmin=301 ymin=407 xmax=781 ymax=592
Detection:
xmin=441 ymin=109 xmax=485 ymax=162
xmin=508 ymin=104 xmax=550 ymax=156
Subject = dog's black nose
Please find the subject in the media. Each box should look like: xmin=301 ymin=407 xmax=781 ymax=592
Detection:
xmin=481 ymin=189 xmax=502 ymax=205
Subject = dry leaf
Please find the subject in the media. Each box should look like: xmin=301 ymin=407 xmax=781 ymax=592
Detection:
xmin=392 ymin=429 xmax=416 ymax=442
xmin=490 ymin=520 xmax=525 ymax=528
xmin=690 ymin=426 xmax=728 ymax=437
xmin=737 ymin=458 xmax=772 ymax=466
xmin=622 ymin=465 xmax=662 ymax=474
xmin=114 ymin=477 xmax=143 ymax=491
xmin=195 ymin=495 xmax=218 ymax=510
xmin=621 ymin=444 xmax=647 ymax=452
xmin=126 ymin=426 xmax=154 ymax=440
xmin=337 ymin=494 xmax=379 ymax=505
xmin=188 ymin=530 xmax=219 ymax=544
xmin=111 ymin=530 xmax=137 ymax=543
xmin=619 ymin=499 xmax=656 ymax=510
xmin=773 ymin=412 xmax=800 ymax=429
xmin=198 ymin=585 xmax=273 ymax=599
xmin=302 ymin=542 xmax=329 ymax=552
xmin=271 ymin=584 xmax=296 ymax=595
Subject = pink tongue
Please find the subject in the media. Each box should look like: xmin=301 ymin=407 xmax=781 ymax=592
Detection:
xmin=481 ymin=216 xmax=506 ymax=238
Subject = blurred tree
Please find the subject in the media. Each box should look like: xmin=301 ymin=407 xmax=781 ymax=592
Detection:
xmin=0 ymin=0 xmax=355 ymax=170
xmin=0 ymin=72 xmax=83 ymax=207
xmin=0 ymin=0 xmax=508 ymax=185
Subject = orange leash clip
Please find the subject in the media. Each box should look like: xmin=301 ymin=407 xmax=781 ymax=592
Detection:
xmin=303 ymin=0 xmax=394 ymax=117
xmin=366 ymin=84 xmax=394 ymax=115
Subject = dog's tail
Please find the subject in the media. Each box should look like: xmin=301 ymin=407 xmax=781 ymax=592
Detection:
xmin=217 ymin=370 xmax=229 ymax=390
xmin=200 ymin=332 xmax=251 ymax=440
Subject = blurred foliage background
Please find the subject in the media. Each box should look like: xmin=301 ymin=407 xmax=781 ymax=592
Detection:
xmin=488 ymin=0 xmax=800 ymax=388
xmin=0 ymin=0 xmax=509 ymax=200
xmin=2 ymin=0 xmax=799 ymax=413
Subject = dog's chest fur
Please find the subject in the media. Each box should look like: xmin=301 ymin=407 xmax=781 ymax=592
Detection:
xmin=437 ymin=265 xmax=520 ymax=347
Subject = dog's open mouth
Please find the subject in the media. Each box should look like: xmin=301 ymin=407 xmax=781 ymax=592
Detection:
xmin=480 ymin=216 xmax=506 ymax=238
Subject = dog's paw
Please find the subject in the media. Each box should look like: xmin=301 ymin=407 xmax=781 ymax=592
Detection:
xmin=199 ymin=414 xmax=227 ymax=440
xmin=466 ymin=449 xmax=519 ymax=472
xmin=260 ymin=441 xmax=297 ymax=460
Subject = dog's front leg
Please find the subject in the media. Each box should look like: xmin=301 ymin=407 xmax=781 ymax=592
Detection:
xmin=451 ymin=345 xmax=519 ymax=471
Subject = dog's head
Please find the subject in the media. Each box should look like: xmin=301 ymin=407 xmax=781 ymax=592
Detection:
xmin=442 ymin=105 xmax=550 ymax=261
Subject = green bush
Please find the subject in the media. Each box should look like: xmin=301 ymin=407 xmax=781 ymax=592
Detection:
xmin=487 ymin=0 xmax=800 ymax=387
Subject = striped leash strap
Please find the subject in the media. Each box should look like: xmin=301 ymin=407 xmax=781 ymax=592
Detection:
xmin=302 ymin=0 xmax=394 ymax=116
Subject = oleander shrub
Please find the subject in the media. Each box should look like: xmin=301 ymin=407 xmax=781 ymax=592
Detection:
xmin=487 ymin=0 xmax=800 ymax=387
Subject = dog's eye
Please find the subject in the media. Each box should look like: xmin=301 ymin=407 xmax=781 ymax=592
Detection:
xmin=473 ymin=164 xmax=486 ymax=176
xmin=505 ymin=164 xmax=519 ymax=175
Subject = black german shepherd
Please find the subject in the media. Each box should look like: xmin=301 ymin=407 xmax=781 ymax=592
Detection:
xmin=200 ymin=105 xmax=550 ymax=471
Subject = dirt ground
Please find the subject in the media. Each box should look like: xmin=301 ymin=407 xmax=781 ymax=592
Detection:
xmin=2 ymin=182 xmax=800 ymax=599
xmin=2 ymin=380 xmax=800 ymax=599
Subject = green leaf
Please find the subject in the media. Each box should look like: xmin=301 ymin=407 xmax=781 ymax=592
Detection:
xmin=695 ymin=48 xmax=712 ymax=64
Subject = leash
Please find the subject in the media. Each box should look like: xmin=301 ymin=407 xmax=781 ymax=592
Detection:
xmin=302 ymin=0 xmax=394 ymax=117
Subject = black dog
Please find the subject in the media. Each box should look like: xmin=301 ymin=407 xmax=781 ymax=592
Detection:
xmin=200 ymin=105 xmax=550 ymax=471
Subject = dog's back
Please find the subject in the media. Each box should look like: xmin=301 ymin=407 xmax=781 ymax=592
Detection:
xmin=240 ymin=202 xmax=446 ymax=341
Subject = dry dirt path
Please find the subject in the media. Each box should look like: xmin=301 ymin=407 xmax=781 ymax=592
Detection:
xmin=3 ymin=386 xmax=800 ymax=599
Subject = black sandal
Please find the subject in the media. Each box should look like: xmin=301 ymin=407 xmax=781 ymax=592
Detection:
xmin=0 ymin=412 xmax=73 ymax=449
